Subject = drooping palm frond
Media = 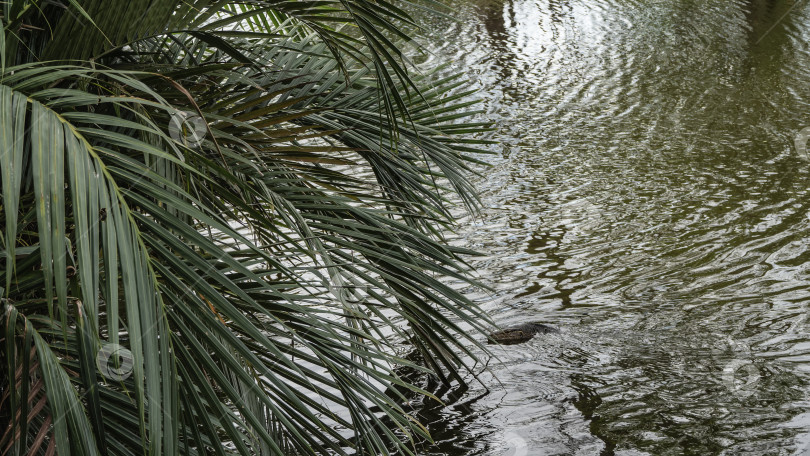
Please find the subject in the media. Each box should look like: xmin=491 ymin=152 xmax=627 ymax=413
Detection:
xmin=0 ymin=1 xmax=495 ymax=455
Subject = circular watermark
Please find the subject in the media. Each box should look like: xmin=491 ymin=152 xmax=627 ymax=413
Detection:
xmin=168 ymin=110 xmax=207 ymax=148
xmin=500 ymin=431 xmax=529 ymax=456
xmin=400 ymin=37 xmax=434 ymax=73
xmin=326 ymin=266 xmax=371 ymax=307
xmin=795 ymin=126 xmax=810 ymax=160
xmin=721 ymin=358 xmax=761 ymax=398
xmin=713 ymin=336 xmax=761 ymax=399
xmin=96 ymin=343 xmax=134 ymax=382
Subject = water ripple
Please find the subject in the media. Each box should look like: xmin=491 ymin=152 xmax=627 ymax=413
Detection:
xmin=421 ymin=0 xmax=810 ymax=453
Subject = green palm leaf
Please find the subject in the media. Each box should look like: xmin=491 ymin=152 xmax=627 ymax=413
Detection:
xmin=0 ymin=1 xmax=494 ymax=454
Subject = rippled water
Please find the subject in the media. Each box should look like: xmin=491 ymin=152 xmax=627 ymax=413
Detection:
xmin=414 ymin=0 xmax=810 ymax=454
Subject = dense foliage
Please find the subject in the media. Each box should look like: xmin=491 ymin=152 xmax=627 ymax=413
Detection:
xmin=0 ymin=1 xmax=493 ymax=454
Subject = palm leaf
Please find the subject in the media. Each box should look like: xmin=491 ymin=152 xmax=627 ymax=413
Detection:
xmin=0 ymin=1 xmax=495 ymax=455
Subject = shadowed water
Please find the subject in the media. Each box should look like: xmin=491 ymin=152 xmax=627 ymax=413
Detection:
xmin=413 ymin=0 xmax=810 ymax=454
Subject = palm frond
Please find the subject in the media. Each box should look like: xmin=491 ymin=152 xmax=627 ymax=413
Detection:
xmin=0 ymin=1 xmax=495 ymax=455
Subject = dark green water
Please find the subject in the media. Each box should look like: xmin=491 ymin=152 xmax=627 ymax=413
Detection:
xmin=418 ymin=0 xmax=810 ymax=454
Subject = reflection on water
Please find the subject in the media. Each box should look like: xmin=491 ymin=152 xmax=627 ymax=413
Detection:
xmin=414 ymin=0 xmax=810 ymax=454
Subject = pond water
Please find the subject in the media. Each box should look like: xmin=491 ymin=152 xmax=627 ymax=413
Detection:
xmin=417 ymin=0 xmax=810 ymax=454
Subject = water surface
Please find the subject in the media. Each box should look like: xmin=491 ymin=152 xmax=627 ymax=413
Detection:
xmin=418 ymin=0 xmax=810 ymax=454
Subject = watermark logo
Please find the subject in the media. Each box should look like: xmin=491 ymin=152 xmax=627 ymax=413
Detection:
xmin=714 ymin=336 xmax=761 ymax=399
xmin=96 ymin=343 xmax=134 ymax=382
xmin=400 ymin=37 xmax=434 ymax=73
xmin=168 ymin=110 xmax=207 ymax=148
xmin=500 ymin=431 xmax=529 ymax=456
xmin=327 ymin=269 xmax=370 ymax=306
xmin=721 ymin=358 xmax=760 ymax=398
xmin=795 ymin=127 xmax=810 ymax=160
